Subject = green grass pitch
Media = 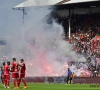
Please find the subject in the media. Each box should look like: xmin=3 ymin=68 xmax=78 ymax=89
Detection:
xmin=0 ymin=83 xmax=100 ymax=90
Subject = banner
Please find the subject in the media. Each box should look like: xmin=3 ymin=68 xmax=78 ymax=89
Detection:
xmin=44 ymin=77 xmax=66 ymax=83
xmin=96 ymin=36 xmax=100 ymax=40
xmin=25 ymin=77 xmax=45 ymax=83
xmin=73 ymin=77 xmax=100 ymax=84
xmin=6 ymin=77 xmax=100 ymax=84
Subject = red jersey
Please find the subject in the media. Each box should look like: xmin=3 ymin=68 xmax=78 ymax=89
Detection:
xmin=11 ymin=62 xmax=14 ymax=72
xmin=4 ymin=65 xmax=10 ymax=75
xmin=11 ymin=62 xmax=19 ymax=73
xmin=20 ymin=62 xmax=26 ymax=74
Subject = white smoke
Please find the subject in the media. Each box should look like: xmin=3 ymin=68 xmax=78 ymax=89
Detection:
xmin=0 ymin=0 xmax=87 ymax=76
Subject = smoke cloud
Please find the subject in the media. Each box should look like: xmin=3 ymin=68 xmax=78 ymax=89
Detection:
xmin=0 ymin=0 xmax=87 ymax=76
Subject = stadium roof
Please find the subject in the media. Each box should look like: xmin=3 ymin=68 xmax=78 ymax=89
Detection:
xmin=63 ymin=0 xmax=99 ymax=4
xmin=13 ymin=0 xmax=100 ymax=9
xmin=57 ymin=0 xmax=100 ymax=9
xmin=13 ymin=0 xmax=70 ymax=9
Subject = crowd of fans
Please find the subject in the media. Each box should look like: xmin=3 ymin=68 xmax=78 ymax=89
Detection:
xmin=58 ymin=12 xmax=100 ymax=77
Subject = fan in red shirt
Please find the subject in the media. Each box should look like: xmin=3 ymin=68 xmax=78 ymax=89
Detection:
xmin=4 ymin=61 xmax=10 ymax=89
xmin=11 ymin=58 xmax=19 ymax=89
xmin=18 ymin=59 xmax=27 ymax=89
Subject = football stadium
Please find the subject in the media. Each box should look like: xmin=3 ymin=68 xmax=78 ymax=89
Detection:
xmin=0 ymin=0 xmax=100 ymax=90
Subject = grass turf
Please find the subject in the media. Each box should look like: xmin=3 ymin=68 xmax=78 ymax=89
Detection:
xmin=0 ymin=83 xmax=100 ymax=90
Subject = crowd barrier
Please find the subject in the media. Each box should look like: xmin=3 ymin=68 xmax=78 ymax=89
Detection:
xmin=1 ymin=76 xmax=100 ymax=84
xmin=25 ymin=77 xmax=100 ymax=84
xmin=25 ymin=77 xmax=67 ymax=83
xmin=25 ymin=77 xmax=45 ymax=83
xmin=73 ymin=77 xmax=100 ymax=84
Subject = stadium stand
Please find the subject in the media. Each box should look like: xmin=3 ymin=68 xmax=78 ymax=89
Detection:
xmin=55 ymin=1 xmax=100 ymax=77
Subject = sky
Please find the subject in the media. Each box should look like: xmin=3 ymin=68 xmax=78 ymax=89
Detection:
xmin=0 ymin=0 xmax=62 ymax=39
xmin=0 ymin=0 xmax=24 ymax=38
